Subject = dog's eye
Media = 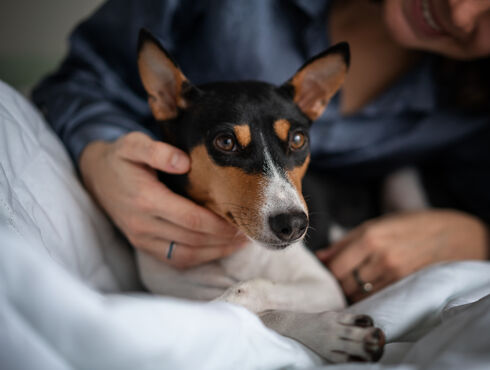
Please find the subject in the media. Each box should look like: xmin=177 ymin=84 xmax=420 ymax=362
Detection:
xmin=289 ymin=131 xmax=306 ymax=151
xmin=214 ymin=134 xmax=237 ymax=152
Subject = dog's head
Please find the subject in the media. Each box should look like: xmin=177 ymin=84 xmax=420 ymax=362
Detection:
xmin=137 ymin=29 xmax=349 ymax=249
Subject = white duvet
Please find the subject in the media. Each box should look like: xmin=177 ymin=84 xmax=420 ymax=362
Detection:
xmin=1 ymin=80 xmax=489 ymax=370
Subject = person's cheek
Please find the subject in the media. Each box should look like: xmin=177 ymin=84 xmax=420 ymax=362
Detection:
xmin=469 ymin=17 xmax=490 ymax=57
xmin=382 ymin=0 xmax=419 ymax=48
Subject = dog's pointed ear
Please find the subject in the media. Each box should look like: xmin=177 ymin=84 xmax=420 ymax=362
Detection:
xmin=138 ymin=28 xmax=197 ymax=121
xmin=281 ymin=42 xmax=350 ymax=121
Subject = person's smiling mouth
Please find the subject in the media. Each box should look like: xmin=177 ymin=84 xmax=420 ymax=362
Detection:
xmin=405 ymin=0 xmax=446 ymax=38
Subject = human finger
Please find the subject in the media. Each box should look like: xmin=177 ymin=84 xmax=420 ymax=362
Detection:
xmin=132 ymin=215 xmax=248 ymax=247
xmin=349 ymin=276 xmax=392 ymax=303
xmin=325 ymin=236 xmax=373 ymax=281
xmin=139 ymin=238 xmax=247 ymax=268
xmin=116 ymin=132 xmax=190 ymax=173
xmin=316 ymin=227 xmax=363 ymax=262
xmin=340 ymin=256 xmax=385 ymax=298
xmin=145 ymin=182 xmax=238 ymax=236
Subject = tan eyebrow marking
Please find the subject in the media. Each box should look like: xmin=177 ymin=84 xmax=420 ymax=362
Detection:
xmin=273 ymin=119 xmax=291 ymax=142
xmin=234 ymin=124 xmax=252 ymax=147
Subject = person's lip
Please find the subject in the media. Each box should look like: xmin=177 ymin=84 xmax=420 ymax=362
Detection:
xmin=406 ymin=0 xmax=447 ymax=38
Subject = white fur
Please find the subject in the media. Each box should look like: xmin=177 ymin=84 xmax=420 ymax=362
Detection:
xmin=258 ymin=141 xmax=306 ymax=242
xmin=137 ymin=241 xmax=384 ymax=361
xmin=137 ymin=153 xmax=384 ymax=361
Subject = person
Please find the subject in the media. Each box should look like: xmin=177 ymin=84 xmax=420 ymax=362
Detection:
xmin=32 ymin=0 xmax=490 ymax=303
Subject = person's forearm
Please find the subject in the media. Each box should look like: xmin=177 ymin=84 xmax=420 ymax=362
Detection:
xmin=33 ymin=88 xmax=153 ymax=165
xmin=31 ymin=0 xmax=178 ymax=167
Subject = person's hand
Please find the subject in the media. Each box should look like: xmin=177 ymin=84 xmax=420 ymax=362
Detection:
xmin=317 ymin=210 xmax=489 ymax=303
xmin=79 ymin=132 xmax=247 ymax=269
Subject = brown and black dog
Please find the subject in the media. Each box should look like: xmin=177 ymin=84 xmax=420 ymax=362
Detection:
xmin=135 ymin=29 xmax=384 ymax=363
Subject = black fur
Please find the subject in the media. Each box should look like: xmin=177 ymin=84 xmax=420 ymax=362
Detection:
xmin=155 ymin=80 xmax=311 ymax=198
xmin=172 ymin=81 xmax=309 ymax=170
xmin=141 ymin=29 xmax=376 ymax=251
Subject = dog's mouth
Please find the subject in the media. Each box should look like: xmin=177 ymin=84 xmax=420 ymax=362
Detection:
xmin=225 ymin=211 xmax=238 ymax=225
xmin=263 ymin=242 xmax=294 ymax=250
xmin=225 ymin=209 xmax=308 ymax=250
xmin=256 ymin=237 xmax=307 ymax=250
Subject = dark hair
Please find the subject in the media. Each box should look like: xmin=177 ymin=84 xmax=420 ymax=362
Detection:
xmin=435 ymin=57 xmax=490 ymax=113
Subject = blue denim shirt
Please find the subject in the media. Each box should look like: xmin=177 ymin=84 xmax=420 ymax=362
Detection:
xmin=32 ymin=0 xmax=490 ymax=221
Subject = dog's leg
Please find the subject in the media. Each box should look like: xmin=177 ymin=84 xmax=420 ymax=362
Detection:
xmin=216 ymin=243 xmax=384 ymax=362
xmin=219 ymin=241 xmax=346 ymax=312
xmin=137 ymin=251 xmax=236 ymax=300
xmin=216 ymin=277 xmax=342 ymax=313
xmin=259 ymin=310 xmax=385 ymax=362
xmin=216 ymin=278 xmax=384 ymax=362
xmin=215 ymin=277 xmax=384 ymax=362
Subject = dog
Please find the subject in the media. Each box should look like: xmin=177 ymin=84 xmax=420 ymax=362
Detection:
xmin=135 ymin=29 xmax=385 ymax=363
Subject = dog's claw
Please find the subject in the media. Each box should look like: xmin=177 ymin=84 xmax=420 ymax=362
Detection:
xmin=364 ymin=328 xmax=385 ymax=361
xmin=348 ymin=355 xmax=368 ymax=362
xmin=325 ymin=313 xmax=385 ymax=363
xmin=354 ymin=315 xmax=374 ymax=327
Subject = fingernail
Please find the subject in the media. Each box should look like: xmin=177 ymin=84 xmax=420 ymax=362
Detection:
xmin=237 ymin=232 xmax=250 ymax=243
xmin=170 ymin=152 xmax=189 ymax=170
xmin=235 ymin=234 xmax=250 ymax=246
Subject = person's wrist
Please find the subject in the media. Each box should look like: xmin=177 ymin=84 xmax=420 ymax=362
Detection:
xmin=446 ymin=210 xmax=490 ymax=260
xmin=79 ymin=140 xmax=111 ymax=193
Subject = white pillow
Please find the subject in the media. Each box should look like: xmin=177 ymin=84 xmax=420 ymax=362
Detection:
xmin=0 ymin=80 xmax=139 ymax=292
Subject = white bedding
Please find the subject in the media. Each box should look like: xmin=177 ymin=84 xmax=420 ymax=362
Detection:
xmin=1 ymin=80 xmax=489 ymax=369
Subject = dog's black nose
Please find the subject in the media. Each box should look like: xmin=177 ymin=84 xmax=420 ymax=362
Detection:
xmin=269 ymin=212 xmax=308 ymax=242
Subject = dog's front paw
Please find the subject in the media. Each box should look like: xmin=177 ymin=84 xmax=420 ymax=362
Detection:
xmin=322 ymin=312 xmax=385 ymax=363
xmin=215 ymin=278 xmax=274 ymax=313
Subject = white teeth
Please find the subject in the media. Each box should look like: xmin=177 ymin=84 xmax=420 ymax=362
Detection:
xmin=421 ymin=0 xmax=441 ymax=31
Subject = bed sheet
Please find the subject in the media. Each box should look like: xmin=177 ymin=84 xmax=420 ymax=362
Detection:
xmin=1 ymin=80 xmax=489 ymax=369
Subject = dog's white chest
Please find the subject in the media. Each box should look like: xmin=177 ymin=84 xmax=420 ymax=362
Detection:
xmin=219 ymin=241 xmax=284 ymax=282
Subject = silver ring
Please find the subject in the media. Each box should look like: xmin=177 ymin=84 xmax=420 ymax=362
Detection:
xmin=167 ymin=241 xmax=176 ymax=260
xmin=353 ymin=268 xmax=373 ymax=293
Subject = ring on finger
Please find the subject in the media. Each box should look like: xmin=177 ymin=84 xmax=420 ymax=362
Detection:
xmin=353 ymin=267 xmax=373 ymax=293
xmin=167 ymin=240 xmax=176 ymax=260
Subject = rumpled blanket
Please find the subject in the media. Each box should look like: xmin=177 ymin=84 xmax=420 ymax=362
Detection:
xmin=1 ymin=80 xmax=489 ymax=369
